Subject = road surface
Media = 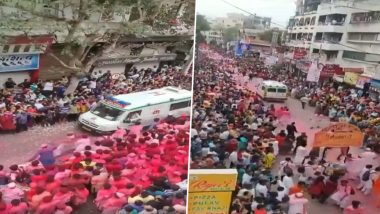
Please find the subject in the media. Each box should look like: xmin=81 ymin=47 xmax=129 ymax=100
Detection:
xmin=235 ymin=74 xmax=378 ymax=213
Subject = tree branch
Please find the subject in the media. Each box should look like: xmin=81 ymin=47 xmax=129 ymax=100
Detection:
xmin=48 ymin=52 xmax=81 ymax=72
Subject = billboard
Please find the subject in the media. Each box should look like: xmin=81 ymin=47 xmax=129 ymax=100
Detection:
xmin=0 ymin=54 xmax=39 ymax=72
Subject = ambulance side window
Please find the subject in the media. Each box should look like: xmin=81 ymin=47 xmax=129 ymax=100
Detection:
xmin=123 ymin=110 xmax=142 ymax=123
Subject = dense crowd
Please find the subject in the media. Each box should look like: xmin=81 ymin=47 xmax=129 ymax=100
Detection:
xmin=0 ymin=115 xmax=189 ymax=214
xmin=0 ymin=65 xmax=192 ymax=133
xmin=190 ymin=49 xmax=380 ymax=214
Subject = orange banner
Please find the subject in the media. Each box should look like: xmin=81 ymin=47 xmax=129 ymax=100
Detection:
xmin=314 ymin=123 xmax=364 ymax=147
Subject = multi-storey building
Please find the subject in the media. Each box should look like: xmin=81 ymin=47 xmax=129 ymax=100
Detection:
xmin=286 ymin=0 xmax=380 ymax=74
xmin=200 ymin=30 xmax=224 ymax=45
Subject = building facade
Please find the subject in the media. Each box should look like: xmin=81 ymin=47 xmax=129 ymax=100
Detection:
xmin=200 ymin=30 xmax=224 ymax=45
xmin=286 ymin=0 xmax=380 ymax=74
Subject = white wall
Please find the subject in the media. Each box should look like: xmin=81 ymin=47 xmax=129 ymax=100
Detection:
xmin=91 ymin=64 xmax=125 ymax=78
xmin=0 ymin=71 xmax=30 ymax=89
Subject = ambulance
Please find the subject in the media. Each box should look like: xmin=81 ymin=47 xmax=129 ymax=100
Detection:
xmin=78 ymin=87 xmax=192 ymax=134
xmin=256 ymin=80 xmax=288 ymax=101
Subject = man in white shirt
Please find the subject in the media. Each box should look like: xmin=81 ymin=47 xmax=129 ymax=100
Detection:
xmin=255 ymin=179 xmax=268 ymax=197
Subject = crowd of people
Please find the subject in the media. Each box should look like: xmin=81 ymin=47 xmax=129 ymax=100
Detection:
xmin=0 ymin=114 xmax=189 ymax=213
xmin=0 ymin=65 xmax=192 ymax=133
xmin=191 ymin=48 xmax=380 ymax=214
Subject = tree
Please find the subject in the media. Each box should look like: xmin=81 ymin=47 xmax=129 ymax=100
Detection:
xmin=0 ymin=0 xmax=194 ymax=75
xmin=258 ymin=30 xmax=274 ymax=42
xmin=195 ymin=14 xmax=210 ymax=45
xmin=196 ymin=14 xmax=210 ymax=32
xmin=223 ymin=26 xmax=239 ymax=43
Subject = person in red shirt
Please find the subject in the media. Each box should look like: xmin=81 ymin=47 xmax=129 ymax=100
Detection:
xmin=8 ymin=199 xmax=28 ymax=214
xmin=254 ymin=204 xmax=267 ymax=214
xmin=73 ymin=184 xmax=89 ymax=206
xmin=45 ymin=175 xmax=61 ymax=194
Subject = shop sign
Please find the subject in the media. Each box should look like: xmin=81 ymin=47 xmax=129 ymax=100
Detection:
xmin=314 ymin=123 xmax=364 ymax=147
xmin=189 ymin=169 xmax=237 ymax=214
xmin=356 ymin=76 xmax=371 ymax=89
xmin=320 ymin=64 xmax=344 ymax=77
xmin=370 ymin=79 xmax=380 ymax=92
xmin=0 ymin=54 xmax=39 ymax=72
xmin=293 ymin=49 xmax=308 ymax=59
xmin=343 ymin=68 xmax=364 ymax=73
xmin=189 ymin=171 xmax=237 ymax=192
xmin=188 ymin=192 xmax=232 ymax=214
xmin=344 ymin=72 xmax=360 ymax=85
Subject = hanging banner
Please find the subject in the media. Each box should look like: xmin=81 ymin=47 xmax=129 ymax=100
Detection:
xmin=306 ymin=62 xmax=322 ymax=82
xmin=344 ymin=72 xmax=360 ymax=85
xmin=320 ymin=64 xmax=344 ymax=77
xmin=293 ymin=49 xmax=308 ymax=59
xmin=0 ymin=54 xmax=40 ymax=72
xmin=356 ymin=75 xmax=371 ymax=89
xmin=188 ymin=169 xmax=237 ymax=214
xmin=314 ymin=123 xmax=364 ymax=147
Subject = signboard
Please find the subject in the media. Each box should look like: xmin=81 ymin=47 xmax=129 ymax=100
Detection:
xmin=320 ymin=64 xmax=343 ymax=77
xmin=0 ymin=54 xmax=39 ymax=72
xmin=95 ymin=54 xmax=177 ymax=67
xmin=370 ymin=79 xmax=380 ymax=92
xmin=344 ymin=72 xmax=360 ymax=85
xmin=344 ymin=68 xmax=364 ymax=73
xmin=306 ymin=62 xmax=322 ymax=82
xmin=293 ymin=49 xmax=308 ymax=59
xmin=189 ymin=171 xmax=237 ymax=192
xmin=314 ymin=123 xmax=364 ymax=147
xmin=188 ymin=192 xmax=232 ymax=214
xmin=188 ymin=169 xmax=238 ymax=214
xmin=356 ymin=75 xmax=370 ymax=89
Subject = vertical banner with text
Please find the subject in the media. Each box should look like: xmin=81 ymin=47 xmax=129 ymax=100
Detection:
xmin=188 ymin=169 xmax=238 ymax=214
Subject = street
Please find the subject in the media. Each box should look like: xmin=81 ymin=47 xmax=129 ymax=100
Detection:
xmin=235 ymin=74 xmax=379 ymax=213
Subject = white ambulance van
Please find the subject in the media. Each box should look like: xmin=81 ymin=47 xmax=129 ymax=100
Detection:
xmin=257 ymin=80 xmax=288 ymax=101
xmin=78 ymin=87 xmax=192 ymax=134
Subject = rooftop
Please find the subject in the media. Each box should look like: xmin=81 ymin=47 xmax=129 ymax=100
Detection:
xmin=111 ymin=87 xmax=192 ymax=110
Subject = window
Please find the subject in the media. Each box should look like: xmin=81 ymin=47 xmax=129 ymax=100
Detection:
xmin=23 ymin=45 xmax=31 ymax=52
xmin=170 ymin=100 xmax=190 ymax=111
xmin=91 ymin=102 xmax=125 ymax=121
xmin=348 ymin=33 xmax=361 ymax=40
xmin=267 ymin=88 xmax=276 ymax=93
xmin=362 ymin=33 xmax=376 ymax=41
xmin=123 ymin=110 xmax=142 ymax=123
xmin=2 ymin=45 xmax=9 ymax=53
xmin=277 ymin=88 xmax=287 ymax=93
xmin=343 ymin=51 xmax=366 ymax=61
xmin=13 ymin=45 xmax=21 ymax=53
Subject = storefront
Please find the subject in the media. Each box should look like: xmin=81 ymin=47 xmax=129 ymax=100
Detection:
xmin=0 ymin=54 xmax=40 ymax=88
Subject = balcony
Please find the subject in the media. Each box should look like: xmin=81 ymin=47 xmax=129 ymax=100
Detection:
xmin=316 ymin=23 xmax=345 ymax=32
xmin=312 ymin=41 xmax=343 ymax=51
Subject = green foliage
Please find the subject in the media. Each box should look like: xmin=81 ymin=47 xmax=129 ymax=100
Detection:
xmin=258 ymin=30 xmax=273 ymax=42
xmin=196 ymin=14 xmax=210 ymax=31
xmin=223 ymin=26 xmax=239 ymax=43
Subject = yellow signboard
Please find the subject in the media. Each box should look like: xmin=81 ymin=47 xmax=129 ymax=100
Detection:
xmin=189 ymin=169 xmax=238 ymax=192
xmin=188 ymin=192 xmax=232 ymax=214
xmin=344 ymin=72 xmax=360 ymax=85
xmin=314 ymin=123 xmax=364 ymax=148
